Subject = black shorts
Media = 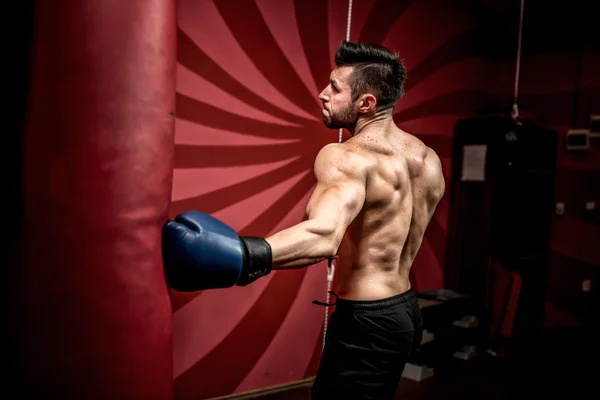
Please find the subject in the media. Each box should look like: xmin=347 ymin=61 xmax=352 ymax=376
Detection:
xmin=311 ymin=289 xmax=423 ymax=400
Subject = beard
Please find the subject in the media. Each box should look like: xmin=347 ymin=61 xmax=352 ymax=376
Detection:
xmin=322 ymin=102 xmax=357 ymax=130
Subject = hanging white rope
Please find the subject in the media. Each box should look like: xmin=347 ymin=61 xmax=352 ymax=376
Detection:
xmin=511 ymin=0 xmax=525 ymax=120
xmin=338 ymin=0 xmax=353 ymax=143
xmin=323 ymin=0 xmax=353 ymax=353
xmin=345 ymin=0 xmax=353 ymax=42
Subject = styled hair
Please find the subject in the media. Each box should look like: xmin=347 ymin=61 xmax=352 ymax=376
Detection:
xmin=334 ymin=40 xmax=406 ymax=112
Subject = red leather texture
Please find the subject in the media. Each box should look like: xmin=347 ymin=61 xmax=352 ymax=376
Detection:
xmin=13 ymin=1 xmax=176 ymax=398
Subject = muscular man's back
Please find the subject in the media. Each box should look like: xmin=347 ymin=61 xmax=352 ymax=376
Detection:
xmin=336 ymin=128 xmax=445 ymax=300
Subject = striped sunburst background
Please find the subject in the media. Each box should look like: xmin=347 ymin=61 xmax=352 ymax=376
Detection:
xmin=168 ymin=0 xmax=598 ymax=398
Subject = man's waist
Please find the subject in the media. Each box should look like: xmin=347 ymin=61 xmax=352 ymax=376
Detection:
xmin=334 ymin=274 xmax=412 ymax=302
xmin=334 ymin=288 xmax=416 ymax=313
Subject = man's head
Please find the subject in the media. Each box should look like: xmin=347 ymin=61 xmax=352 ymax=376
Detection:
xmin=319 ymin=41 xmax=407 ymax=130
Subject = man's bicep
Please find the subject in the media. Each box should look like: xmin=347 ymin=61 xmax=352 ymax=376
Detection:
xmin=307 ymin=152 xmax=366 ymax=230
xmin=309 ymin=178 xmax=365 ymax=217
xmin=305 ymin=182 xmax=364 ymax=247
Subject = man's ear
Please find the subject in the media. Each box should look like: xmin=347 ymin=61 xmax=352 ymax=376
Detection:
xmin=358 ymin=94 xmax=377 ymax=114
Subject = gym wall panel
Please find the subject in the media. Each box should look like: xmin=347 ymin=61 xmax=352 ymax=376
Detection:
xmin=171 ymin=0 xmax=498 ymax=397
xmin=491 ymin=3 xmax=600 ymax=327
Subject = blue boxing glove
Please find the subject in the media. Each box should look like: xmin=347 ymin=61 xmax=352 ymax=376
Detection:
xmin=162 ymin=210 xmax=272 ymax=291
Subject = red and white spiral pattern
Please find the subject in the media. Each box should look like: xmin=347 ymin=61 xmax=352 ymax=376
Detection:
xmin=168 ymin=0 xmax=599 ymax=398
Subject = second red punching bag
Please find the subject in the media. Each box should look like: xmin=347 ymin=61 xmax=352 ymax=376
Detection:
xmin=13 ymin=1 xmax=176 ymax=398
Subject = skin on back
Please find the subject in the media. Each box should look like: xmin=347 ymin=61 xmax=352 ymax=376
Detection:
xmin=265 ymin=62 xmax=445 ymax=302
xmin=335 ymin=128 xmax=445 ymax=300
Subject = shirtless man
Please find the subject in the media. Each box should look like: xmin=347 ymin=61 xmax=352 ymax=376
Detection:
xmin=162 ymin=41 xmax=445 ymax=400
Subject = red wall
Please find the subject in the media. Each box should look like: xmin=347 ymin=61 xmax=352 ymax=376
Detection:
xmin=490 ymin=0 xmax=599 ymax=328
xmin=6 ymin=1 xmax=596 ymax=398
xmin=170 ymin=0 xmax=498 ymax=398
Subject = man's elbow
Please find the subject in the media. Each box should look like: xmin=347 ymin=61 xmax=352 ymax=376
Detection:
xmin=324 ymin=239 xmax=340 ymax=258
xmin=312 ymin=230 xmax=338 ymax=258
xmin=318 ymin=231 xmax=343 ymax=258
xmin=313 ymin=239 xmax=338 ymax=259
xmin=307 ymin=221 xmax=342 ymax=257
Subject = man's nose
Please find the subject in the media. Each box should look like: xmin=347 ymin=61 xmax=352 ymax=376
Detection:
xmin=318 ymin=90 xmax=328 ymax=102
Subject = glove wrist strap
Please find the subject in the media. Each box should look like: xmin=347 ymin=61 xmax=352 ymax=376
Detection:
xmin=237 ymin=237 xmax=272 ymax=286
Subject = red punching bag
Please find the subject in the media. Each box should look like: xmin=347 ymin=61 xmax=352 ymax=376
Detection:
xmin=13 ymin=1 xmax=176 ymax=398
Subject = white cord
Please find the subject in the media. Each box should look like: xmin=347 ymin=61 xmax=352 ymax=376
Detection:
xmin=323 ymin=0 xmax=353 ymax=353
xmin=321 ymin=259 xmax=336 ymax=351
xmin=511 ymin=0 xmax=525 ymax=120
xmin=337 ymin=0 xmax=353 ymax=144
xmin=345 ymin=0 xmax=353 ymax=42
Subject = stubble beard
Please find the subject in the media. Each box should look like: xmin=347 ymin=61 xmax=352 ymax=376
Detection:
xmin=322 ymin=102 xmax=357 ymax=130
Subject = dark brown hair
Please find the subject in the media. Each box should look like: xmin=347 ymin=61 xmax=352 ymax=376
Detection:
xmin=335 ymin=40 xmax=407 ymax=112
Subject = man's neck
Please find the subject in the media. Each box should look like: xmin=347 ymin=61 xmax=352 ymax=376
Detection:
xmin=349 ymin=110 xmax=395 ymax=136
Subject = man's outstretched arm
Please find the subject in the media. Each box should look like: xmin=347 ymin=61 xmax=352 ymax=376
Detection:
xmin=161 ymin=143 xmax=366 ymax=291
xmin=266 ymin=144 xmax=366 ymax=270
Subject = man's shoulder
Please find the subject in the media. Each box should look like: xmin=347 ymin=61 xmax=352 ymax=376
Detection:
xmin=422 ymin=146 xmax=445 ymax=199
xmin=398 ymin=130 xmax=444 ymax=193
xmin=423 ymin=146 xmax=442 ymax=168
xmin=398 ymin=128 xmax=440 ymax=165
xmin=314 ymin=143 xmax=368 ymax=180
xmin=316 ymin=142 xmax=367 ymax=164
xmin=316 ymin=142 xmax=345 ymax=159
xmin=404 ymin=130 xmax=430 ymax=155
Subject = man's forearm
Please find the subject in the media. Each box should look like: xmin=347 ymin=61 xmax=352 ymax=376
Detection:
xmin=265 ymin=220 xmax=338 ymax=270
